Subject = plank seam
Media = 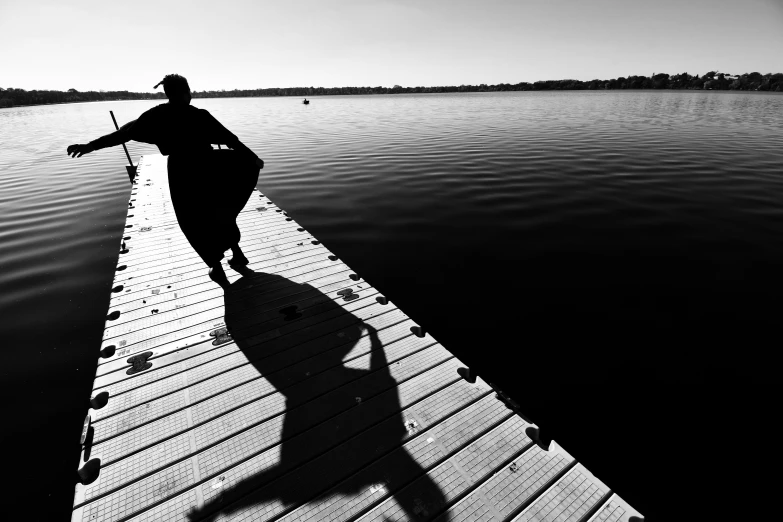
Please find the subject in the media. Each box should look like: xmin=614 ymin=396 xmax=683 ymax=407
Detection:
xmin=503 ymin=457 xmax=579 ymax=522
xmin=572 ymin=489 xmax=613 ymax=522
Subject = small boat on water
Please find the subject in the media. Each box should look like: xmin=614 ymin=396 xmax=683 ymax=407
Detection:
xmin=303 ymin=98 xmax=310 ymax=105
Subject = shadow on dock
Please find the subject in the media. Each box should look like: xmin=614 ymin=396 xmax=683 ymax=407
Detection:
xmin=186 ymin=267 xmax=448 ymax=522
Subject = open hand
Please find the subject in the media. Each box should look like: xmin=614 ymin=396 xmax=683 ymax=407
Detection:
xmin=67 ymin=144 xmax=94 ymax=158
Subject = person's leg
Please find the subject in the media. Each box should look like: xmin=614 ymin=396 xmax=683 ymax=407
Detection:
xmin=225 ymin=151 xmax=259 ymax=269
xmin=169 ymin=155 xmax=230 ymax=289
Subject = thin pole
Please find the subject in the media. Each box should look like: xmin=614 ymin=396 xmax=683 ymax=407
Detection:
xmin=109 ymin=110 xmax=134 ymax=167
xmin=109 ymin=110 xmax=137 ymax=184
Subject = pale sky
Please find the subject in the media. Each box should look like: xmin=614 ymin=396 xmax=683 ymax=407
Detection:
xmin=1 ymin=0 xmax=782 ymax=92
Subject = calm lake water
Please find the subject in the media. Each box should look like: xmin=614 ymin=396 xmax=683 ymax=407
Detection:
xmin=2 ymin=91 xmax=781 ymax=519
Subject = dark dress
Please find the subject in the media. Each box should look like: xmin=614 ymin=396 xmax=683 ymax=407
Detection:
xmin=89 ymin=103 xmax=261 ymax=266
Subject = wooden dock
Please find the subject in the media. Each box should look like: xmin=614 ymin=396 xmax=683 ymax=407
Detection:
xmin=72 ymin=153 xmax=643 ymax=522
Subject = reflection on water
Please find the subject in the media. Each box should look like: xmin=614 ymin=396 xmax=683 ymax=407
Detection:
xmin=1 ymin=91 xmax=782 ymax=520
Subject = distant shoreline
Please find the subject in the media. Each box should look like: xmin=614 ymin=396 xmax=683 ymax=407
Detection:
xmin=2 ymin=71 xmax=781 ymax=109
xmin=2 ymin=89 xmax=781 ymax=111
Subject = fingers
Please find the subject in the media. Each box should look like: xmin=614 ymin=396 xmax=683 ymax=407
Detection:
xmin=67 ymin=145 xmax=88 ymax=158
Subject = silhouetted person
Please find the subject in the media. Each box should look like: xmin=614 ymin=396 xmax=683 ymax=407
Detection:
xmin=66 ymin=73 xmax=264 ymax=288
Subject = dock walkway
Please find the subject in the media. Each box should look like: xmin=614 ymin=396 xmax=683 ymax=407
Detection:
xmin=72 ymin=154 xmax=643 ymax=522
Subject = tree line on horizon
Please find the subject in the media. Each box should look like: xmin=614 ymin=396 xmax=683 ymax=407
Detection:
xmin=1 ymin=71 xmax=781 ymax=108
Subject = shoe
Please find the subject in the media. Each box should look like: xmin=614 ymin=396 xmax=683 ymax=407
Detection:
xmin=227 ymin=254 xmax=249 ymax=268
xmin=209 ymin=266 xmax=230 ymax=288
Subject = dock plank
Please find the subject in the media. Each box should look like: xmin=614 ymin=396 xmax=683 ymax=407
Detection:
xmin=510 ymin=464 xmax=609 ymax=522
xmin=585 ymin=494 xmax=643 ymax=522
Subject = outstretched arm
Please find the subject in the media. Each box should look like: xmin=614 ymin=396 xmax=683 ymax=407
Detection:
xmin=67 ymin=120 xmax=136 ymax=158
